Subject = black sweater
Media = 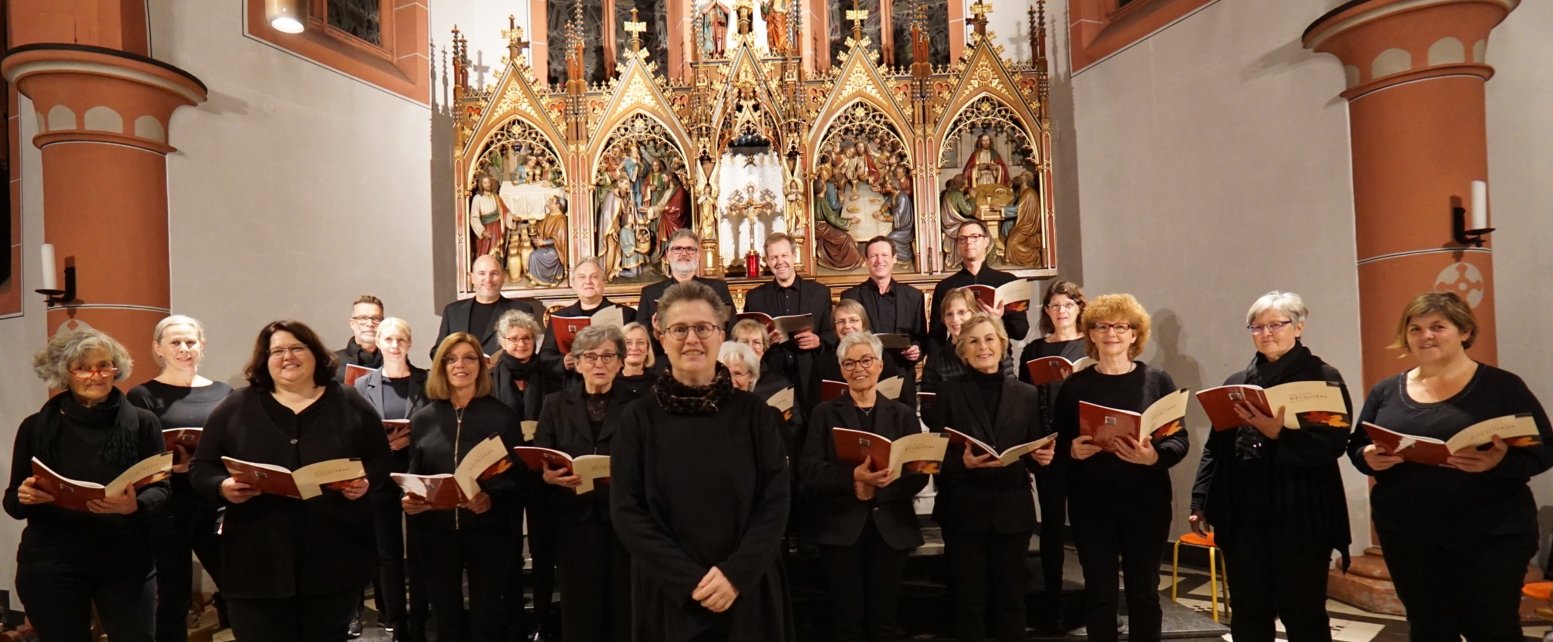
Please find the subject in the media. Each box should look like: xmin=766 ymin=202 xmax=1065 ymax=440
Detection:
xmin=1190 ymin=343 xmax=1351 ymax=556
xmin=126 ymin=380 xmax=234 ymax=429
xmin=405 ymin=396 xmax=522 ymax=531
xmin=1347 ymin=364 xmax=1553 ymax=537
xmin=1053 ymin=363 xmax=1188 ymax=507
xmin=189 ymin=383 xmax=392 ymax=599
xmin=5 ymin=392 xmax=169 ymax=574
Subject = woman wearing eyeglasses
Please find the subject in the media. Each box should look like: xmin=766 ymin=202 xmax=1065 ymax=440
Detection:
xmin=536 ymin=325 xmax=642 ymax=642
xmin=127 ymin=315 xmax=235 ymax=642
xmin=189 ymin=320 xmax=390 ymax=639
xmin=1347 ymin=292 xmax=1553 ymax=640
xmin=611 ymin=280 xmax=793 ymax=641
xmin=6 ymin=329 xmax=170 ymax=642
xmin=1015 ymin=280 xmax=1086 ymax=631
xmin=490 ymin=309 xmax=556 ymax=641
xmin=925 ymin=313 xmax=1051 ymax=642
xmin=402 ymin=333 xmax=523 ymax=642
xmin=1052 ymin=295 xmax=1187 ymax=642
xmin=799 ymin=331 xmax=928 ymax=642
xmin=923 ymin=288 xmax=1015 ymax=395
xmin=1188 ymin=291 xmax=1351 ymax=642
xmin=814 ymin=300 xmax=916 ymax=409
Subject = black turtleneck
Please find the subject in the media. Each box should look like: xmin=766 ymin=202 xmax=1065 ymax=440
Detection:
xmin=970 ymin=369 xmax=1005 ymax=423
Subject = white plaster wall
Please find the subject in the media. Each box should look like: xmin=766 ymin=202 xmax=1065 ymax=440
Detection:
xmin=1062 ymin=0 xmax=1370 ymax=548
xmin=147 ymin=0 xmax=436 ymax=384
xmin=1485 ymin=0 xmax=1553 ymax=550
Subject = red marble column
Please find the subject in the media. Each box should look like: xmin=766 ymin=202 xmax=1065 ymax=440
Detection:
xmin=1303 ymin=0 xmax=1517 ymax=615
xmin=2 ymin=39 xmax=206 ymax=387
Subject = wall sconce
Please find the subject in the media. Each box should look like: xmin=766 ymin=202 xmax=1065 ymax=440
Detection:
xmin=36 ymin=243 xmax=75 ymax=306
xmin=266 ymin=0 xmax=309 ymax=34
xmin=1452 ymin=180 xmax=1493 ymax=247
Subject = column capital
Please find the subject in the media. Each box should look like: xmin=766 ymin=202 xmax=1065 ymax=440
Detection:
xmin=2 ymin=44 xmax=207 ymax=154
xmin=1303 ymin=0 xmax=1518 ymax=99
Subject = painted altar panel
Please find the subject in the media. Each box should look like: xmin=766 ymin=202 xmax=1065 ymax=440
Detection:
xmin=450 ymin=0 xmax=1057 ymax=302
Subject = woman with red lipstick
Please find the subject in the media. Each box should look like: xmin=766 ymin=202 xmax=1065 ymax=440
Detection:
xmin=1189 ymin=291 xmax=1351 ymax=642
xmin=1348 ymin=291 xmax=1553 ymax=640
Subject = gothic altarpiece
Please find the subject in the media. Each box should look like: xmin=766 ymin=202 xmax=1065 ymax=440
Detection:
xmin=452 ymin=0 xmax=1055 ymax=309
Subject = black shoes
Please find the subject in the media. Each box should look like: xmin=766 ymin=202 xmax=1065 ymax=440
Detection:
xmin=347 ymin=602 xmax=365 ymax=639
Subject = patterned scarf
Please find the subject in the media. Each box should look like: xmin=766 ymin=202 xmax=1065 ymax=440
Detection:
xmin=652 ymin=363 xmax=734 ymax=415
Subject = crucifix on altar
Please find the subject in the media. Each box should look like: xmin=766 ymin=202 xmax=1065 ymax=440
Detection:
xmin=846 ymin=1 xmax=868 ymax=42
xmin=502 ymin=15 xmax=530 ymax=66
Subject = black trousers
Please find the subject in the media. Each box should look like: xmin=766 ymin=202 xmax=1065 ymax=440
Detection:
xmin=1068 ymin=496 xmax=1169 ymax=642
xmin=226 ymin=588 xmax=358 ymax=642
xmin=819 ymin=518 xmax=910 ymax=642
xmin=154 ymin=480 xmax=224 ymax=642
xmin=16 ymin=558 xmax=155 ymax=642
xmin=1034 ymin=469 xmax=1067 ymax=607
xmin=371 ymin=491 xmax=410 ymax=631
xmin=528 ymin=500 xmax=560 ymax=632
xmin=416 ymin=522 xmax=512 ymax=642
xmin=556 ymin=516 xmax=632 ymax=642
xmin=942 ymin=527 xmax=1030 ymax=642
xmin=503 ymin=506 xmax=530 ymax=637
xmin=1219 ymin=525 xmax=1333 ymax=642
xmin=1377 ymin=524 xmax=1535 ymax=642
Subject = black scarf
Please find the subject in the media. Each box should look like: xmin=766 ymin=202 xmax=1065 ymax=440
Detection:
xmin=652 ymin=363 xmax=734 ymax=415
xmin=32 ymin=387 xmax=141 ymax=470
xmin=344 ymin=338 xmax=384 ymax=370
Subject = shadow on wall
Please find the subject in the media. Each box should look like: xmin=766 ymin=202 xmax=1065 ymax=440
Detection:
xmin=1046 ymin=0 xmax=1083 ymax=286
xmin=1150 ymin=307 xmax=1207 ymax=536
xmin=430 ymin=44 xmax=456 ymax=314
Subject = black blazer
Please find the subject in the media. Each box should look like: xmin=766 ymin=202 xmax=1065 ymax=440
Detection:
xmin=353 ymin=367 xmax=430 ymax=421
xmin=533 ymin=385 xmax=642 ymax=523
xmin=636 ymin=276 xmax=736 ymax=354
xmin=405 ymin=396 xmax=522 ymax=531
xmin=432 ymin=296 xmax=541 ymax=358
xmin=537 ymin=298 xmax=638 ymax=392
xmin=189 ymin=384 xmax=392 ymax=599
xmin=745 ymin=276 xmax=837 ymax=413
xmin=798 ymin=396 xmax=927 ymax=550
xmin=840 ymin=278 xmax=927 ymax=359
xmin=925 ymin=377 xmax=1043 ymax=533
xmin=927 ymin=266 xmax=1030 ymax=352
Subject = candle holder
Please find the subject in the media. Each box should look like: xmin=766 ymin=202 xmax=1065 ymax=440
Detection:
xmin=36 ymin=265 xmax=76 ymax=306
xmin=1451 ymin=206 xmax=1494 ymax=248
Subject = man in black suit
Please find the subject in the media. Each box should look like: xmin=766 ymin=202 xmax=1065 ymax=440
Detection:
xmin=841 ymin=237 xmax=927 ymax=397
xmin=334 ymin=294 xmax=385 ymax=382
xmin=635 ymin=229 xmax=735 ymax=356
xmin=537 ymin=257 xmax=638 ymax=391
xmin=929 ymin=219 xmax=1029 ymax=353
xmin=743 ymin=232 xmax=835 ymax=413
xmin=433 ymin=253 xmax=537 ymax=358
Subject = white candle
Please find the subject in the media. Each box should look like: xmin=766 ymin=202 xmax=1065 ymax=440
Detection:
xmin=1470 ymin=180 xmax=1488 ymax=230
xmin=39 ymin=243 xmax=57 ymax=291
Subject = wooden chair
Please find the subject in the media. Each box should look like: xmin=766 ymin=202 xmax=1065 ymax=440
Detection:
xmin=1171 ymin=531 xmax=1229 ymax=623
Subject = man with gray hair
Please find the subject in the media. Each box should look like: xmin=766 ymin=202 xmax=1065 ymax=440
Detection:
xmin=636 ymin=229 xmax=735 ymax=357
xmin=539 ymin=257 xmax=638 ymax=387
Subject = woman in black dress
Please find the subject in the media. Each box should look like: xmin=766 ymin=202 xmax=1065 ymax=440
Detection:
xmin=352 ymin=317 xmax=429 ymax=642
xmin=1054 ymin=294 xmax=1188 ymax=642
xmin=535 ymin=325 xmax=642 ymax=642
xmin=127 ymin=315 xmax=234 ymax=642
xmin=190 ymin=320 xmax=390 ymax=641
xmin=799 ymin=331 xmax=929 ymax=642
xmin=610 ymin=279 xmax=792 ymax=641
xmin=402 ymin=332 xmax=522 ymax=642
xmin=7 ymin=328 xmax=169 ymax=642
xmin=926 ymin=313 xmax=1052 ymax=642
xmin=1348 ymin=291 xmax=1553 ymax=640
xmin=616 ymin=322 xmax=657 ymax=398
xmin=490 ymin=308 xmax=554 ymax=640
xmin=1189 ymin=291 xmax=1351 ymax=642
xmin=1013 ymin=280 xmax=1086 ymax=629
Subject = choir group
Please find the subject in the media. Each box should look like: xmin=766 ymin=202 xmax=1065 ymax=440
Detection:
xmin=6 ymin=224 xmax=1551 ymax=642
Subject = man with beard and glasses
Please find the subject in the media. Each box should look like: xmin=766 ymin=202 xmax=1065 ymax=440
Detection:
xmin=636 ymin=229 xmax=735 ymax=358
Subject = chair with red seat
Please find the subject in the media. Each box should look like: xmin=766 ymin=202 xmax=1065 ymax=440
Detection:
xmin=1171 ymin=531 xmax=1229 ymax=623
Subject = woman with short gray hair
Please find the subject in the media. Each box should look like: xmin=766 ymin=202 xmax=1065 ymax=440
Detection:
xmin=1190 ymin=290 xmax=1351 ymax=641
xmin=6 ymin=328 xmax=170 ymax=642
xmin=718 ymin=341 xmax=762 ymax=392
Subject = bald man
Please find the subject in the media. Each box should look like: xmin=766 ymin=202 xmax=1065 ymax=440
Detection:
xmin=433 ymin=254 xmax=540 ymax=358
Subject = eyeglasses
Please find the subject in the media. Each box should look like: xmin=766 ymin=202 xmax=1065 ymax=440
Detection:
xmin=501 ymin=335 xmax=535 ymax=344
xmin=268 ymin=346 xmax=310 ymax=359
xmin=69 ymin=365 xmax=119 ymax=379
xmin=840 ymin=356 xmax=879 ymax=371
xmin=442 ymin=355 xmax=482 ymax=366
xmin=577 ymin=352 xmax=620 ymax=366
xmin=1090 ymin=322 xmax=1134 ymax=334
xmin=662 ymin=323 xmax=720 ymax=341
xmin=1044 ymin=302 xmax=1077 ymax=312
xmin=956 ymin=234 xmax=988 ymax=244
xmin=1247 ymin=320 xmax=1294 ymax=335
xmin=667 ymin=246 xmax=698 ymax=255
xmin=351 ymin=316 xmax=384 ymax=324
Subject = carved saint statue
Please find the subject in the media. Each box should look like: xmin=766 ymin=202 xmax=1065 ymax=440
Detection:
xmin=469 ymin=174 xmax=510 ymax=266
xmin=701 ymin=1 xmax=730 ymax=57
xmin=1002 ymin=172 xmax=1045 ymax=267
xmin=939 ymin=176 xmax=976 ymax=266
xmin=961 ymin=133 xmax=1011 ymax=190
xmin=527 ymin=195 xmax=570 ymax=287
xmin=762 ymin=0 xmax=789 ymax=55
